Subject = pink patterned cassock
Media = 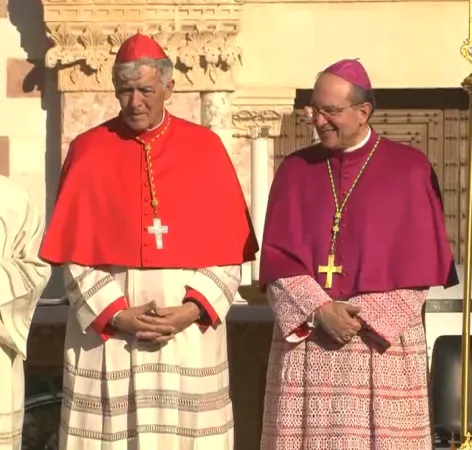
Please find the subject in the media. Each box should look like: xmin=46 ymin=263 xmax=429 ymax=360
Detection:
xmin=261 ymin=275 xmax=432 ymax=450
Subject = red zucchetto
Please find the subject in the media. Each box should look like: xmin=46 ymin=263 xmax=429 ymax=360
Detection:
xmin=115 ymin=33 xmax=167 ymax=63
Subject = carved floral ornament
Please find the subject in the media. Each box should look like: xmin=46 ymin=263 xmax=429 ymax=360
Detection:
xmin=232 ymin=108 xmax=295 ymax=138
xmin=44 ymin=23 xmax=242 ymax=92
xmin=231 ymin=107 xmax=318 ymax=141
xmin=230 ymin=88 xmax=296 ymax=137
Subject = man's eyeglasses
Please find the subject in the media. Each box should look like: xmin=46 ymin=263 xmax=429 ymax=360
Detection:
xmin=305 ymin=104 xmax=359 ymax=120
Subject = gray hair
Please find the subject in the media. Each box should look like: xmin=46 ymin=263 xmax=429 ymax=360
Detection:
xmin=348 ymin=84 xmax=376 ymax=118
xmin=112 ymin=57 xmax=174 ymax=85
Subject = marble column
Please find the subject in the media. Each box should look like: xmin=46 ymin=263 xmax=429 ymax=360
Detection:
xmin=231 ymin=88 xmax=297 ymax=290
xmin=249 ymin=125 xmax=271 ymax=282
xmin=201 ymin=92 xmax=233 ymax=151
xmin=201 ymin=91 xmax=252 ymax=298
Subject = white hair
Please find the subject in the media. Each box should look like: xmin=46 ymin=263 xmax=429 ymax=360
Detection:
xmin=112 ymin=57 xmax=174 ymax=85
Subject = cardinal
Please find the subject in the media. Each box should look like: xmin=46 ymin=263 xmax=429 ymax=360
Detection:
xmin=40 ymin=32 xmax=258 ymax=450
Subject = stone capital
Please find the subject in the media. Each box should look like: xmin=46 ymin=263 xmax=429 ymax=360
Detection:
xmin=41 ymin=0 xmax=243 ymax=92
xmin=231 ymin=88 xmax=296 ymax=138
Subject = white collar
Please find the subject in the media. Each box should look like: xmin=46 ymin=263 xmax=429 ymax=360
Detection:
xmin=343 ymin=126 xmax=371 ymax=153
xmin=147 ymin=110 xmax=166 ymax=131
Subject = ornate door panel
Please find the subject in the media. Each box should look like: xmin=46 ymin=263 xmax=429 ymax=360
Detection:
xmin=274 ymin=108 xmax=469 ymax=263
xmin=443 ymin=110 xmax=469 ymax=264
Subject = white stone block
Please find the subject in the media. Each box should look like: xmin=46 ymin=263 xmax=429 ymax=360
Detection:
xmin=0 ymin=21 xmax=27 ymax=59
xmin=9 ymin=137 xmax=46 ymax=174
xmin=5 ymin=98 xmax=47 ymax=139
xmin=8 ymin=172 xmax=46 ymax=212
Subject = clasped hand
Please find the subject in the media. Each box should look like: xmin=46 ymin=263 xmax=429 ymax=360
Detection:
xmin=316 ymin=302 xmax=362 ymax=345
xmin=113 ymin=301 xmax=200 ymax=344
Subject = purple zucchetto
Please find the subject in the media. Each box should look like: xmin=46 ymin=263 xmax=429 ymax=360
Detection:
xmin=323 ymin=58 xmax=372 ymax=91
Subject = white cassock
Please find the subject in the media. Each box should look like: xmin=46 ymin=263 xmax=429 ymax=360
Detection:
xmin=59 ymin=263 xmax=241 ymax=450
xmin=0 ymin=176 xmax=51 ymax=450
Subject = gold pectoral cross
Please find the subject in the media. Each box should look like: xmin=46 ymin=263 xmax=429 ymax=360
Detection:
xmin=318 ymin=254 xmax=342 ymax=289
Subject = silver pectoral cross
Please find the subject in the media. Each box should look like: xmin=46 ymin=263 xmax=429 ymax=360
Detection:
xmin=147 ymin=217 xmax=169 ymax=250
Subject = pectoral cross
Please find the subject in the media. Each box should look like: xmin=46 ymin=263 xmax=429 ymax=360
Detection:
xmin=147 ymin=217 xmax=168 ymax=250
xmin=318 ymin=254 xmax=342 ymax=289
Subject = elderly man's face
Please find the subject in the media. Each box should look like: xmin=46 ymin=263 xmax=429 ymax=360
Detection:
xmin=114 ymin=65 xmax=174 ymax=132
xmin=311 ymin=73 xmax=370 ymax=149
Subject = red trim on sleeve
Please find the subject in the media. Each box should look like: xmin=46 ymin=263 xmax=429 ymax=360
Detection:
xmin=290 ymin=322 xmax=311 ymax=339
xmin=90 ymin=296 xmax=128 ymax=341
xmin=184 ymin=287 xmax=218 ymax=329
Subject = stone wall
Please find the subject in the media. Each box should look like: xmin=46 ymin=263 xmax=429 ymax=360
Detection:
xmin=0 ymin=0 xmax=52 ymax=210
xmin=239 ymin=1 xmax=470 ymax=89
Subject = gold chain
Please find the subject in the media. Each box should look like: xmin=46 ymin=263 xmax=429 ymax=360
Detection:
xmin=133 ymin=115 xmax=171 ymax=218
xmin=326 ymin=136 xmax=380 ymax=254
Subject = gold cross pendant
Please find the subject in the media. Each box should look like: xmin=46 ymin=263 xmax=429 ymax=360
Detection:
xmin=318 ymin=254 xmax=342 ymax=289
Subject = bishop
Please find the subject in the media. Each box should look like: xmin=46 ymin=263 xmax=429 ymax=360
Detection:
xmin=259 ymin=58 xmax=458 ymax=450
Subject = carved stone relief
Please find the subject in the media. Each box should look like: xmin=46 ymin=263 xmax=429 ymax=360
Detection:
xmin=41 ymin=0 xmax=243 ymax=92
xmin=202 ymin=92 xmax=233 ymax=130
xmin=232 ymin=88 xmax=296 ymax=137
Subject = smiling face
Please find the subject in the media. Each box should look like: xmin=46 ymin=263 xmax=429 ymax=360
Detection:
xmin=114 ymin=64 xmax=174 ymax=132
xmin=311 ymin=72 xmax=371 ymax=150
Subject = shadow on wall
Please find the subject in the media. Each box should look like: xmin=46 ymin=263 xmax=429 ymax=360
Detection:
xmin=8 ymin=0 xmax=65 ymax=298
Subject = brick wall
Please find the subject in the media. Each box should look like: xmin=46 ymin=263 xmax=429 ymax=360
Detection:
xmin=0 ymin=0 xmax=53 ymax=211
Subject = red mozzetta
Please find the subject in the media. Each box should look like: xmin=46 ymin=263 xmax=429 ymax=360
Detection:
xmin=40 ymin=114 xmax=258 ymax=339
